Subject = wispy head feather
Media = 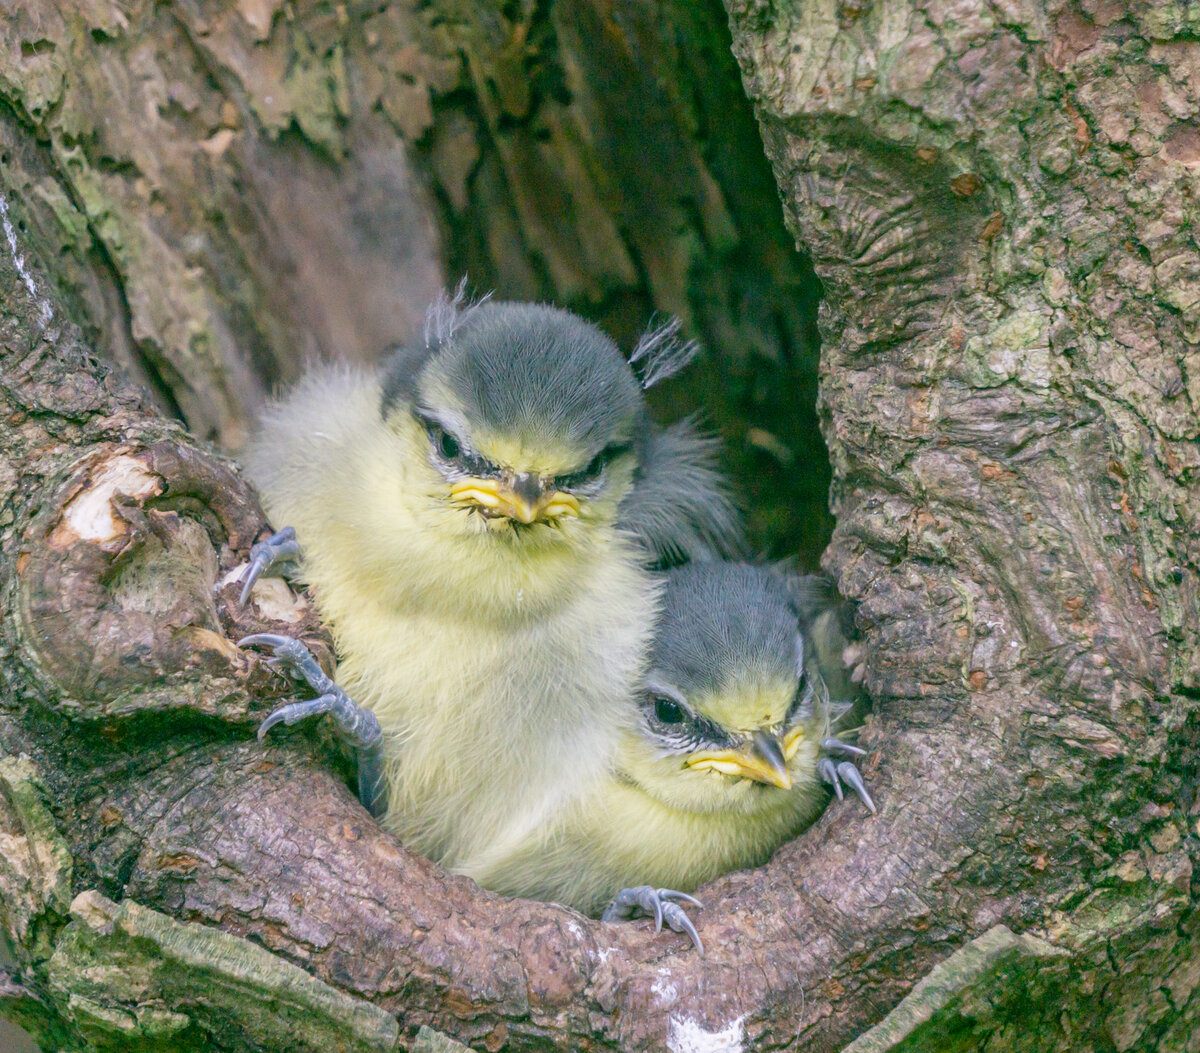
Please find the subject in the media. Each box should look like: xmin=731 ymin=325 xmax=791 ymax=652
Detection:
xmin=629 ymin=315 xmax=700 ymax=389
xmin=424 ymin=278 xmax=492 ymax=348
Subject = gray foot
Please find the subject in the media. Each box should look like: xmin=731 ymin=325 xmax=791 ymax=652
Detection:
xmin=239 ymin=527 xmax=303 ymax=604
xmin=601 ymin=886 xmax=704 ymax=955
xmin=819 ymin=736 xmax=876 ymax=813
xmin=240 ymin=633 xmax=387 ymax=818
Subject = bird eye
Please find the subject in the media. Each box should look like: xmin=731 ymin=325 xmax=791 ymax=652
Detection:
xmin=654 ymin=697 xmax=684 ymax=724
xmin=581 ymin=452 xmax=606 ymax=479
xmin=419 ymin=415 xmax=463 ymax=461
xmin=556 ymin=442 xmax=631 ymax=491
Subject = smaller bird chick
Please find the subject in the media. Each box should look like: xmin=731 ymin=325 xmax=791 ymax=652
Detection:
xmin=459 ymin=562 xmax=875 ymax=952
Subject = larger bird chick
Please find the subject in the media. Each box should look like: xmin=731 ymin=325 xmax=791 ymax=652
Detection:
xmin=464 ymin=561 xmax=874 ymax=949
xmin=240 ymin=294 xmax=741 ymax=872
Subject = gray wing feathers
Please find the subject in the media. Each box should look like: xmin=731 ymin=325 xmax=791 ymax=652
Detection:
xmin=785 ymin=573 xmax=865 ymax=714
xmin=618 ymin=420 xmax=745 ymax=566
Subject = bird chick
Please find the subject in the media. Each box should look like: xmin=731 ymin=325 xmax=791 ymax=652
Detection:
xmin=239 ymin=295 xmax=742 ymax=871
xmin=462 ymin=561 xmax=874 ymax=950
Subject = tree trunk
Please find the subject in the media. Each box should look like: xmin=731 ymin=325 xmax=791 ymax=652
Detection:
xmin=0 ymin=1 xmax=1197 ymax=1052
xmin=721 ymin=0 xmax=1200 ymax=1048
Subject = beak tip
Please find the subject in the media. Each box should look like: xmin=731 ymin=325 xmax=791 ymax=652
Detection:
xmin=752 ymin=731 xmax=793 ymax=791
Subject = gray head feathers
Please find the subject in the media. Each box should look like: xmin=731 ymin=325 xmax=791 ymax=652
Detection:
xmin=649 ymin=562 xmax=804 ymax=699
xmin=383 ymin=295 xmax=644 ymax=456
xmin=434 ymin=302 xmax=643 ymax=451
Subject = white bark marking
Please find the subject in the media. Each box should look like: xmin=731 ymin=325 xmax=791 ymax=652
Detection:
xmin=60 ymin=456 xmax=161 ymax=542
xmin=666 ymin=1014 xmax=745 ymax=1053
xmin=0 ymin=195 xmax=53 ymax=327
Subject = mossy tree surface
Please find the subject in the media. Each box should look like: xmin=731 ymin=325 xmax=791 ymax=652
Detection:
xmin=0 ymin=0 xmax=1198 ymax=1051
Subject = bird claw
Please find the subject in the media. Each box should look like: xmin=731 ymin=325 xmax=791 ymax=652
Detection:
xmin=240 ymin=633 xmax=328 ymax=690
xmin=257 ymin=695 xmax=332 ymax=737
xmin=818 ymin=742 xmax=876 ymax=814
xmin=240 ymin=633 xmax=386 ymax=815
xmin=239 ymin=526 xmax=302 ymax=605
xmin=822 ymin=735 xmax=866 ymax=757
xmin=602 ymin=886 xmax=704 ymax=955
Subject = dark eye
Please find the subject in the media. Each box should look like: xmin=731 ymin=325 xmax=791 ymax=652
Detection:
xmin=581 ymin=452 xmax=606 ymax=479
xmin=419 ymin=415 xmax=462 ymax=460
xmin=654 ymin=697 xmax=684 ymax=724
xmin=557 ymin=442 xmax=631 ymax=490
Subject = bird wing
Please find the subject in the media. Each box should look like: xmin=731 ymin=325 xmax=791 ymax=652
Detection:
xmin=617 ymin=419 xmax=746 ymax=567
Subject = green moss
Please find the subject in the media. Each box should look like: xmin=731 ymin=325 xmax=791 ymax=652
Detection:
xmin=45 ymin=891 xmax=400 ymax=1053
xmin=842 ymin=926 xmax=1068 ymax=1053
xmin=0 ymin=754 xmax=73 ymax=965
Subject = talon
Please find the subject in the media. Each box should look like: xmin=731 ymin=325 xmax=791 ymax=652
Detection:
xmin=818 ymin=756 xmax=843 ymax=798
xmin=659 ymin=888 xmax=702 ymax=909
xmin=601 ymin=886 xmax=704 ymax=955
xmin=257 ymin=709 xmax=286 ymax=740
xmin=239 ymin=526 xmax=301 ymax=605
xmin=238 ymin=633 xmax=296 ymax=651
xmin=821 ymin=736 xmax=866 ymax=757
xmin=661 ymin=902 xmax=704 ymax=957
xmin=836 ymin=760 xmax=877 ymax=814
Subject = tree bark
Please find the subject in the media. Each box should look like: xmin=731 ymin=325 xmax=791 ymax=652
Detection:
xmin=721 ymin=0 xmax=1200 ymax=1048
xmin=0 ymin=1 xmax=1198 ymax=1052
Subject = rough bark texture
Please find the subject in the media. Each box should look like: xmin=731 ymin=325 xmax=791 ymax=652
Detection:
xmin=0 ymin=0 xmax=1197 ymax=1051
xmin=722 ymin=0 xmax=1200 ymax=1048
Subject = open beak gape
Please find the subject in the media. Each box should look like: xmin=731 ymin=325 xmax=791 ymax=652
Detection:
xmin=450 ymin=474 xmax=580 ymax=525
xmin=684 ymin=729 xmax=794 ymax=790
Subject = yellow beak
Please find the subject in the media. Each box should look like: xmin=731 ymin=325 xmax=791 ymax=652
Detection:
xmin=685 ymin=730 xmax=793 ymax=790
xmin=450 ymin=476 xmax=580 ymax=524
xmin=782 ymin=725 xmax=806 ymax=760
